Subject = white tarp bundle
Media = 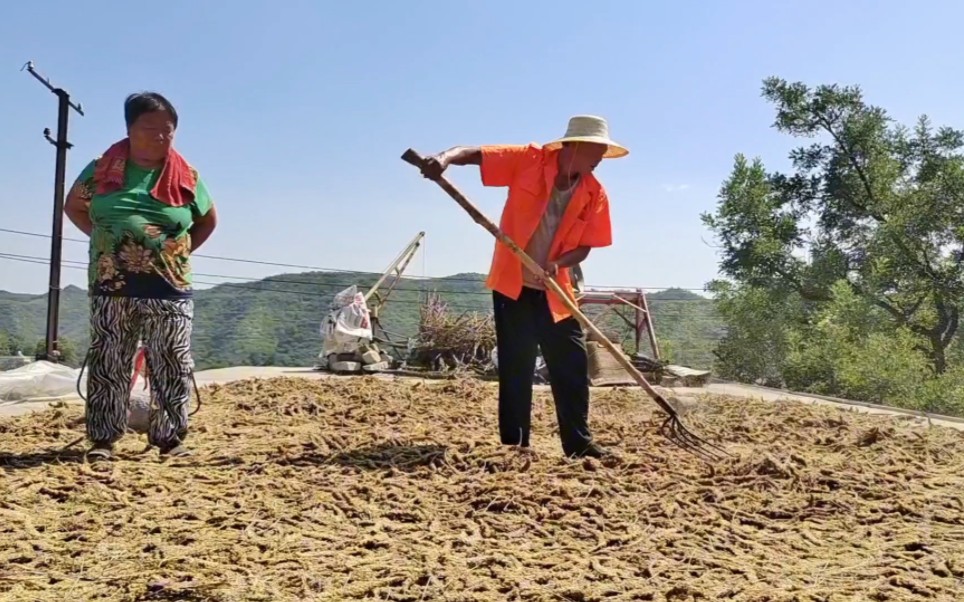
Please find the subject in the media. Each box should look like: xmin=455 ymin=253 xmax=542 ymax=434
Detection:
xmin=0 ymin=360 xmax=83 ymax=404
xmin=490 ymin=348 xmax=549 ymax=384
xmin=318 ymin=285 xmax=373 ymax=364
xmin=0 ymin=349 xmax=153 ymax=435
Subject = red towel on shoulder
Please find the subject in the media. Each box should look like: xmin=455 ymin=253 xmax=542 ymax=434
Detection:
xmin=93 ymin=138 xmax=197 ymax=207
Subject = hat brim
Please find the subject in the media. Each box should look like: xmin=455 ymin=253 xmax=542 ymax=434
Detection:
xmin=544 ymin=136 xmax=629 ymax=159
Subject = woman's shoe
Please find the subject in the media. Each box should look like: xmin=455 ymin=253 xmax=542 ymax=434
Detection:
xmin=159 ymin=443 xmax=192 ymax=458
xmin=85 ymin=442 xmax=114 ymax=462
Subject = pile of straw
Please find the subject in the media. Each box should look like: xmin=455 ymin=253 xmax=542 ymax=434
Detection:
xmin=2 ymin=376 xmax=964 ymax=601
xmin=409 ymin=294 xmax=496 ymax=371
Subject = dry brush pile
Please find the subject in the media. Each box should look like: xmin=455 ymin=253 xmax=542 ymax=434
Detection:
xmin=409 ymin=294 xmax=496 ymax=372
xmin=2 ymin=375 xmax=964 ymax=602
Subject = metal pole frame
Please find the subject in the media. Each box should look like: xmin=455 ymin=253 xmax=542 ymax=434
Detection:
xmin=22 ymin=61 xmax=84 ymax=363
xmin=575 ymin=288 xmax=662 ymax=360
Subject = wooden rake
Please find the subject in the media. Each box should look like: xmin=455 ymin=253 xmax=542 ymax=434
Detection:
xmin=401 ymin=148 xmax=728 ymax=462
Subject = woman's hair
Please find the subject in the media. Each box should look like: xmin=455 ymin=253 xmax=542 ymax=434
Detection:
xmin=124 ymin=92 xmax=178 ymax=129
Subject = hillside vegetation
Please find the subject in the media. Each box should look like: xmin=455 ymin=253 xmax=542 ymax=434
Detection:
xmin=0 ymin=274 xmax=721 ymax=371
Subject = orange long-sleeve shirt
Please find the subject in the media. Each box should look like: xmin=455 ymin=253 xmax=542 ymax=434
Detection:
xmin=480 ymin=143 xmax=613 ymax=322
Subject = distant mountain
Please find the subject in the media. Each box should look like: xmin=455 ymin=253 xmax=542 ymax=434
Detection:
xmin=0 ymin=285 xmax=90 ymax=359
xmin=647 ymin=288 xmax=708 ymax=301
xmin=0 ymin=273 xmax=723 ymax=370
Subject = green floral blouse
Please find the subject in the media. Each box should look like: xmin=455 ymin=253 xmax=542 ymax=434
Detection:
xmin=69 ymin=159 xmax=214 ymax=300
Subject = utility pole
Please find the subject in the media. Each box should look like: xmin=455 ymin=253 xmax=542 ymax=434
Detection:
xmin=22 ymin=61 xmax=84 ymax=363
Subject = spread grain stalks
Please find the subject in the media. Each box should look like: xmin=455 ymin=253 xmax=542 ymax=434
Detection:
xmin=1 ymin=376 xmax=963 ymax=601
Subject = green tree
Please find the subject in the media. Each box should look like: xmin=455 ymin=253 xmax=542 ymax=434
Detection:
xmin=703 ymin=77 xmax=964 ymax=375
xmin=6 ymin=334 xmax=27 ymax=356
xmin=34 ymin=337 xmax=80 ymax=367
xmin=708 ymin=281 xmax=801 ymax=387
xmin=917 ymin=365 xmax=964 ymax=416
xmin=780 ymin=282 xmax=930 ymax=404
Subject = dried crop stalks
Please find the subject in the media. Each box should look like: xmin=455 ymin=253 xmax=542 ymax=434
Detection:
xmin=1 ymin=376 xmax=964 ymax=600
xmin=410 ymin=293 xmax=496 ymax=372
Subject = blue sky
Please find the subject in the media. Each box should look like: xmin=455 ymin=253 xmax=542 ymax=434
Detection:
xmin=2 ymin=0 xmax=963 ymax=294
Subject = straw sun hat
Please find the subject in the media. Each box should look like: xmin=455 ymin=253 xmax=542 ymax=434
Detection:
xmin=543 ymin=115 xmax=629 ymax=159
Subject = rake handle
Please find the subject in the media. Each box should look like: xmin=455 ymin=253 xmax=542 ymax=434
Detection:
xmin=400 ymin=147 xmax=677 ymax=417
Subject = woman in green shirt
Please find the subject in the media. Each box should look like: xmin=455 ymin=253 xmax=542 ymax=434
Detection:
xmin=64 ymin=91 xmax=218 ymax=461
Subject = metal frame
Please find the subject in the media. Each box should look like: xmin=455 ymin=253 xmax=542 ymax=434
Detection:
xmin=365 ymin=232 xmax=425 ymax=356
xmin=576 ymin=288 xmax=660 ymax=360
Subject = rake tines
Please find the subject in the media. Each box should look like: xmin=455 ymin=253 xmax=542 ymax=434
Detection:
xmin=659 ymin=413 xmax=730 ymax=462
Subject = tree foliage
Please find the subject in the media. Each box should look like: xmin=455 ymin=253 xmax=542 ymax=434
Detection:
xmin=780 ymin=282 xmax=930 ymax=403
xmin=1 ymin=332 xmax=28 ymax=356
xmin=704 ymin=77 xmax=964 ymax=376
xmin=707 ymin=280 xmax=798 ymax=387
xmin=704 ymin=77 xmax=964 ymax=416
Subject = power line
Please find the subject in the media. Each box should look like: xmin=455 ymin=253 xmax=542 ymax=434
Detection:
xmin=0 ymin=226 xmax=712 ymax=293
xmin=0 ymin=252 xmax=718 ymax=307
xmin=0 ymin=226 xmax=488 ymax=284
xmin=0 ymin=253 xmax=488 ymax=310
xmin=0 ymin=250 xmax=717 ymax=356
xmin=0 ymin=250 xmax=490 ymax=296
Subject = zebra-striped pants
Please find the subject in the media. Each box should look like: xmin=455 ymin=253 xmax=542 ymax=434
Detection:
xmin=86 ymin=296 xmax=195 ymax=449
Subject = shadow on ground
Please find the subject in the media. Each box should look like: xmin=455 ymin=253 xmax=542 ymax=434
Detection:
xmin=0 ymin=449 xmax=86 ymax=470
xmin=0 ymin=441 xmax=450 ymax=473
xmin=281 ymin=442 xmax=448 ymax=471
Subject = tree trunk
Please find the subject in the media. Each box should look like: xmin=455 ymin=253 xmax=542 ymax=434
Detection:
xmin=928 ymin=297 xmax=958 ymax=375
xmin=928 ymin=334 xmax=948 ymax=375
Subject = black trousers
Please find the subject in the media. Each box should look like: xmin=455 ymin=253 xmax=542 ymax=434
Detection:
xmin=492 ymin=288 xmax=593 ymax=455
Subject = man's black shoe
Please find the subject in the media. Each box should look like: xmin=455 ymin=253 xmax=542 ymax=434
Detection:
xmin=568 ymin=443 xmax=609 ymax=459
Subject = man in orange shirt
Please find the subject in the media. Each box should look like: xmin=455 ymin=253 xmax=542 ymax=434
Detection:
xmin=419 ymin=115 xmax=628 ymax=458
